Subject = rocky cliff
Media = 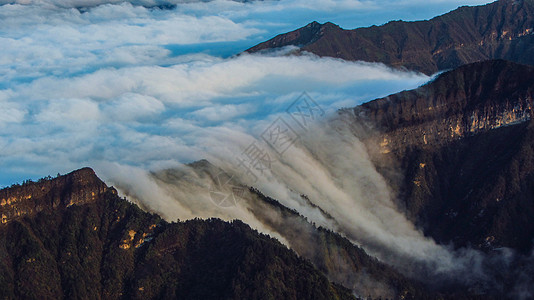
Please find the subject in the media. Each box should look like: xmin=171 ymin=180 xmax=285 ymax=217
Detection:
xmin=349 ymin=60 xmax=534 ymax=153
xmin=0 ymin=168 xmax=110 ymax=226
xmin=247 ymin=0 xmax=534 ymax=74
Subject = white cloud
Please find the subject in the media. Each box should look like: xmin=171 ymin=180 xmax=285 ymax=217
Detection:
xmin=190 ymin=103 xmax=255 ymax=122
xmin=36 ymin=98 xmax=101 ymax=122
xmin=0 ymin=107 xmax=26 ymax=123
xmin=103 ymin=93 xmax=165 ymax=121
xmin=0 ymin=90 xmax=26 ymax=123
xmin=1 ymin=52 xmax=428 ymax=181
xmin=0 ymin=0 xmax=459 ymax=212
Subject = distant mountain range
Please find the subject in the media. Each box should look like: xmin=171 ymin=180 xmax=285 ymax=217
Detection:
xmin=247 ymin=0 xmax=534 ymax=74
xmin=249 ymin=0 xmax=534 ymax=257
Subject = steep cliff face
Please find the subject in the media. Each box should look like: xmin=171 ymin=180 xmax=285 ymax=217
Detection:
xmin=247 ymin=0 xmax=534 ymax=74
xmin=342 ymin=60 xmax=534 ymax=253
xmin=351 ymin=60 xmax=534 ymax=153
xmin=0 ymin=168 xmax=110 ymax=225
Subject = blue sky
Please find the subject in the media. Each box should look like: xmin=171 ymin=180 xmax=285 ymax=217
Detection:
xmin=0 ymin=0 xmax=493 ymax=186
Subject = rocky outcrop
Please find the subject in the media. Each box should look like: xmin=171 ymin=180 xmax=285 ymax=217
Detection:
xmin=348 ymin=60 xmax=534 ymax=153
xmin=0 ymin=168 xmax=111 ymax=225
xmin=247 ymin=0 xmax=534 ymax=74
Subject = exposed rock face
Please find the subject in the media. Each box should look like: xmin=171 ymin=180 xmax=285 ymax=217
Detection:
xmin=247 ymin=0 xmax=534 ymax=74
xmin=0 ymin=168 xmax=355 ymax=300
xmin=351 ymin=60 xmax=534 ymax=152
xmin=342 ymin=60 xmax=534 ymax=252
xmin=0 ymin=168 xmax=110 ymax=225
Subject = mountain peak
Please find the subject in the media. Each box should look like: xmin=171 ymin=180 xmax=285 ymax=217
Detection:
xmin=305 ymin=21 xmax=321 ymax=28
xmin=0 ymin=167 xmax=112 ymax=225
xmin=245 ymin=21 xmax=337 ymax=53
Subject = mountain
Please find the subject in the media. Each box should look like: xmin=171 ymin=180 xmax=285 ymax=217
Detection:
xmin=0 ymin=168 xmax=355 ymax=300
xmin=247 ymin=0 xmax=534 ymax=74
xmin=341 ymin=59 xmax=534 ymax=254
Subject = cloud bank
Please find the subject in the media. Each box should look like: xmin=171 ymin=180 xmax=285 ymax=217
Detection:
xmin=0 ymin=48 xmax=430 ymax=185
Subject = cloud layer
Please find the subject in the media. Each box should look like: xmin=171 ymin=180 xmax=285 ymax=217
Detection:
xmin=1 ymin=0 xmax=437 ymax=184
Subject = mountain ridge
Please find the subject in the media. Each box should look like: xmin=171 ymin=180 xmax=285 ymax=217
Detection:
xmin=153 ymin=162 xmax=438 ymax=299
xmin=3 ymin=58 xmax=533 ymax=298
xmin=0 ymin=168 xmax=357 ymax=300
xmin=348 ymin=59 xmax=534 ymax=153
xmin=247 ymin=0 xmax=534 ymax=74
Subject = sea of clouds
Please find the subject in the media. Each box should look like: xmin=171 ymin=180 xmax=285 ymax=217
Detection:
xmin=5 ymin=0 xmax=519 ymax=296
xmin=0 ymin=0 xmax=492 ymax=185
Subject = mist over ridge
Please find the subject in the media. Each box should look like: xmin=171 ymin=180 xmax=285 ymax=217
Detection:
xmin=6 ymin=0 xmax=534 ymax=298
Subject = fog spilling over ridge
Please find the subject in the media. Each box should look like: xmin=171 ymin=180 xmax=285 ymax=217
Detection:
xmin=103 ymin=114 xmax=503 ymax=289
xmin=2 ymin=0 xmax=513 ymax=296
